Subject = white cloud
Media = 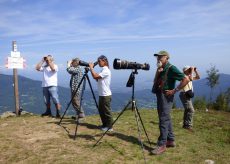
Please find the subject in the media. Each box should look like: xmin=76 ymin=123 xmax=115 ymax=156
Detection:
xmin=0 ymin=0 xmax=230 ymax=45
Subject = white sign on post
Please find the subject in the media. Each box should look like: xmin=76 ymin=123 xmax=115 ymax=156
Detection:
xmin=7 ymin=56 xmax=24 ymax=69
xmin=11 ymin=51 xmax=21 ymax=58
xmin=6 ymin=49 xmax=25 ymax=69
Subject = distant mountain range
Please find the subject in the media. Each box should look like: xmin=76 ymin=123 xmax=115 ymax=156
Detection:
xmin=1 ymin=73 xmax=230 ymax=115
xmin=0 ymin=74 xmax=156 ymax=115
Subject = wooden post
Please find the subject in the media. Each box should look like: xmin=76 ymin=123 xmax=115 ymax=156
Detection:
xmin=12 ymin=41 xmax=20 ymax=116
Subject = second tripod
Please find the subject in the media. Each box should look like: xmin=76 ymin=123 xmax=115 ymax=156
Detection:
xmin=59 ymin=67 xmax=98 ymax=139
xmin=94 ymin=69 xmax=151 ymax=163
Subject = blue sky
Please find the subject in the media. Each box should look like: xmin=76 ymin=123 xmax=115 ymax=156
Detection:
xmin=1 ymin=0 xmax=230 ymax=88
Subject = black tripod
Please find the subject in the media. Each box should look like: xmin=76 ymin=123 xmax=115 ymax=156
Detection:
xmin=94 ymin=69 xmax=151 ymax=162
xmin=59 ymin=67 xmax=98 ymax=139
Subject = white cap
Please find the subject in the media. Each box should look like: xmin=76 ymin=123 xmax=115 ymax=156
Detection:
xmin=183 ymin=65 xmax=190 ymax=72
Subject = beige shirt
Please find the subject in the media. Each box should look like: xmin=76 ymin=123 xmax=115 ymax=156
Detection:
xmin=181 ymin=75 xmax=193 ymax=92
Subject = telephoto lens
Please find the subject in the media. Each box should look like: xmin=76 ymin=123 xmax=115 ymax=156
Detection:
xmin=113 ymin=58 xmax=150 ymax=70
xmin=79 ymin=60 xmax=90 ymax=67
xmin=79 ymin=60 xmax=98 ymax=67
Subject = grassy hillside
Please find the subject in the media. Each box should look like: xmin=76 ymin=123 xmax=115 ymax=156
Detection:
xmin=0 ymin=109 xmax=229 ymax=164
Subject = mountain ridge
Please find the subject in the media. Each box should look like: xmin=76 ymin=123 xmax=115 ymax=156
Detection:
xmin=1 ymin=73 xmax=230 ymax=114
xmin=0 ymin=74 xmax=156 ymax=115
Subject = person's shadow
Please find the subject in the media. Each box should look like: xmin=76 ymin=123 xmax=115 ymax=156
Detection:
xmin=93 ymin=130 xmax=155 ymax=152
xmin=53 ymin=118 xmax=155 ymax=153
xmin=68 ymin=122 xmax=100 ymax=140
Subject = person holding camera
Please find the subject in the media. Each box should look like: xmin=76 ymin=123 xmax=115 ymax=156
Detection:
xmin=66 ymin=58 xmax=85 ymax=119
xmin=151 ymin=51 xmax=189 ymax=155
xmin=179 ymin=66 xmax=200 ymax=131
xmin=36 ymin=55 xmax=61 ymax=118
xmin=89 ymin=55 xmax=113 ymax=132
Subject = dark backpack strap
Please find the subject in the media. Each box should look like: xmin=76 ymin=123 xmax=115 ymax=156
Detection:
xmin=162 ymin=64 xmax=172 ymax=84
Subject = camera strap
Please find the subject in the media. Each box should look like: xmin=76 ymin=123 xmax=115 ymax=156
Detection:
xmin=162 ymin=64 xmax=172 ymax=87
xmin=153 ymin=64 xmax=172 ymax=91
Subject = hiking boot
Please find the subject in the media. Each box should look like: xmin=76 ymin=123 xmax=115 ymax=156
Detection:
xmin=101 ymin=127 xmax=113 ymax=132
xmin=166 ymin=140 xmax=176 ymax=148
xmin=56 ymin=113 xmax=61 ymax=118
xmin=55 ymin=109 xmax=61 ymax=118
xmin=41 ymin=110 xmax=52 ymax=117
xmin=151 ymin=145 xmax=166 ymax=155
xmin=183 ymin=126 xmax=194 ymax=132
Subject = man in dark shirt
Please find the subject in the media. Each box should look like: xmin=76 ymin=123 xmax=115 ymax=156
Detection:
xmin=151 ymin=50 xmax=189 ymax=155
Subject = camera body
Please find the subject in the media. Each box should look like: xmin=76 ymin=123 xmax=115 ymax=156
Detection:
xmin=113 ymin=58 xmax=150 ymax=70
xmin=43 ymin=56 xmax=48 ymax=61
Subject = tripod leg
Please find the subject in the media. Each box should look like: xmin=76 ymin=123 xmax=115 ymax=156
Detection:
xmin=85 ymin=74 xmax=99 ymax=109
xmin=135 ymin=105 xmax=151 ymax=146
xmin=93 ymin=100 xmax=132 ymax=147
xmin=133 ymin=102 xmax=147 ymax=163
xmin=79 ymin=77 xmax=86 ymax=113
xmin=59 ymin=74 xmax=86 ymax=125
xmin=58 ymin=101 xmax=72 ymax=125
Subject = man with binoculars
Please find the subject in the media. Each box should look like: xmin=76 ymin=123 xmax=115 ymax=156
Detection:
xmin=179 ymin=66 xmax=200 ymax=131
xmin=36 ymin=55 xmax=61 ymax=118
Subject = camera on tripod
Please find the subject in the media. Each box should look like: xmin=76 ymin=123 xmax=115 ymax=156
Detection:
xmin=113 ymin=59 xmax=150 ymax=87
xmin=113 ymin=58 xmax=150 ymax=70
xmin=95 ymin=59 xmax=152 ymax=152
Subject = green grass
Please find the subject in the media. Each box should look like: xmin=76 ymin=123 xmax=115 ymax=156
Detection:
xmin=0 ymin=109 xmax=229 ymax=164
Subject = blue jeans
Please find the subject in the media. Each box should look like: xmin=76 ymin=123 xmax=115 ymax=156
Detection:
xmin=43 ymin=86 xmax=60 ymax=105
xmin=156 ymin=91 xmax=174 ymax=146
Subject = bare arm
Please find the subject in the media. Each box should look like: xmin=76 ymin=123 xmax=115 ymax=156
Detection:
xmin=165 ymin=76 xmax=190 ymax=96
xmin=47 ymin=59 xmax=56 ymax=72
xmin=176 ymin=76 xmax=190 ymax=91
xmin=89 ymin=62 xmax=101 ymax=80
xmin=67 ymin=60 xmax=72 ymax=68
xmin=192 ymin=67 xmax=200 ymax=80
xmin=35 ymin=59 xmax=44 ymax=71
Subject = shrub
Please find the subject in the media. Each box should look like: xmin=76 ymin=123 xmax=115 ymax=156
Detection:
xmin=193 ymin=96 xmax=207 ymax=111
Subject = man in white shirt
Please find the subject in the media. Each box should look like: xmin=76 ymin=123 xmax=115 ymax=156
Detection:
xmin=36 ymin=55 xmax=61 ymax=118
xmin=89 ymin=55 xmax=113 ymax=131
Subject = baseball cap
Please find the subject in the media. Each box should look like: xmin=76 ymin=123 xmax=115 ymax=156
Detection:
xmin=183 ymin=65 xmax=191 ymax=72
xmin=154 ymin=50 xmax=170 ymax=59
